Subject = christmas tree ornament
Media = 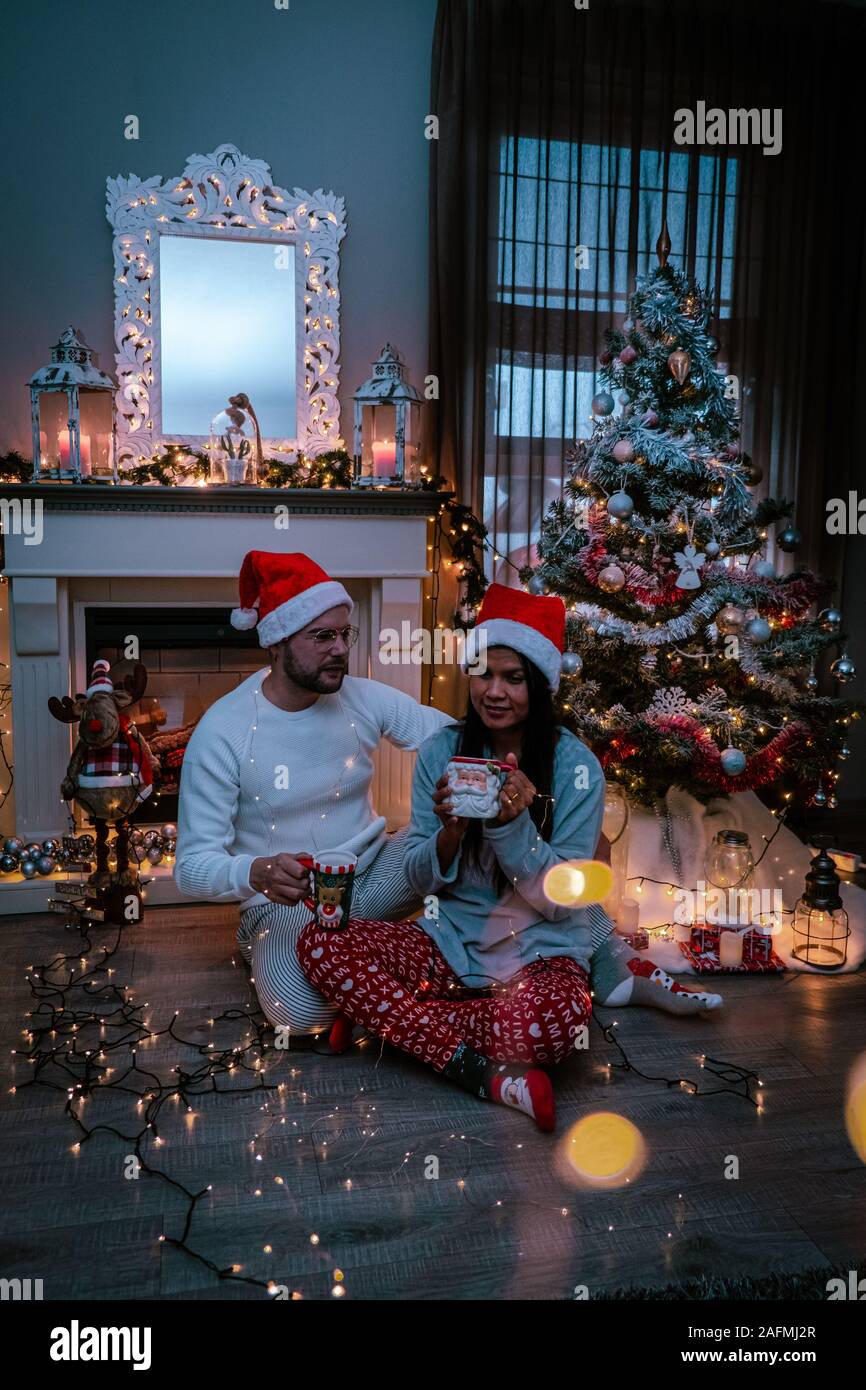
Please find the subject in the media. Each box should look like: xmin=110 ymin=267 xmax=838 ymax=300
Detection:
xmin=839 ymin=744 xmax=851 ymax=760
xmin=24 ymin=843 xmax=42 ymax=860
xmin=561 ymin=652 xmax=583 ymax=676
xmin=668 ymin=655 xmax=684 ymax=674
xmin=725 ymin=443 xmax=740 ymax=459
xmin=720 ymin=746 xmax=747 ymax=776
xmin=777 ymin=525 xmax=801 ymax=552
xmin=592 ymin=392 xmax=615 ymax=416
xmin=598 ymin=350 xmax=612 ymax=366
xmin=20 ymin=859 xmax=38 ymax=879
xmin=161 ymin=823 xmax=178 ymax=840
xmin=623 ymin=317 xmax=635 ymax=333
xmin=41 ymin=838 xmax=60 ymax=855
xmin=617 ymin=391 xmax=631 ymax=406
xmin=818 ymin=608 xmax=842 ymax=634
xmin=76 ymin=834 xmax=95 ymax=856
xmin=831 ymin=654 xmax=856 ymax=683
xmin=704 ymin=539 xmax=721 ymax=559
xmin=667 ymin=348 xmax=691 ymax=384
xmin=674 ymin=544 xmax=705 ymax=589
xmin=740 ymin=454 xmax=763 ymax=486
xmin=805 ymin=672 xmax=819 ymax=692
xmin=641 ymin=409 xmax=659 ymax=428
xmin=618 ymin=345 xmax=638 ymax=366
xmin=4 ymin=837 xmax=24 ymax=856
xmin=716 ymin=604 xmax=746 ymax=634
xmin=143 ymin=829 xmax=161 ymax=848
xmin=607 ymin=490 xmax=635 ymax=520
xmin=706 ymin=335 xmax=719 ymax=352
xmin=1 ymin=853 xmax=18 ymax=873
xmin=745 ymin=617 xmax=772 ymax=643
xmin=754 ymin=558 xmax=776 ymax=579
xmin=36 ymin=855 xmax=55 ymax=875
xmin=527 ymin=574 xmax=548 ymax=596
xmin=147 ymin=846 xmax=164 ymax=865
xmin=811 ymin=786 xmax=828 ymax=807
xmin=611 ymin=439 xmax=635 ymax=463
xmin=792 ymin=836 xmax=849 ymax=970
xmin=598 ymin=564 xmax=626 ymax=593
xmin=827 ymin=794 xmax=838 ymax=809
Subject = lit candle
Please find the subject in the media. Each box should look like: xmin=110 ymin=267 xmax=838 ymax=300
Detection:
xmin=371 ymin=439 xmax=396 ymax=477
xmin=719 ymin=928 xmax=745 ymax=968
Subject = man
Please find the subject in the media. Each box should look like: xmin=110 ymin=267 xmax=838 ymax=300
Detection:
xmin=175 ymin=550 xmax=453 ymax=1032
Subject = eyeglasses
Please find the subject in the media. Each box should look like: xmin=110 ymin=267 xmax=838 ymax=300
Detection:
xmin=304 ymin=625 xmax=359 ymax=649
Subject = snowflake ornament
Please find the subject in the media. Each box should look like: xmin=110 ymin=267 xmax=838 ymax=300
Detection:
xmin=645 ymin=686 xmax=692 ymax=719
xmin=674 ymin=544 xmax=705 ymax=589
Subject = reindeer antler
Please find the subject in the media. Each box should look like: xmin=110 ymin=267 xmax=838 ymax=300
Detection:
xmin=48 ymin=695 xmax=82 ymax=724
xmin=121 ymin=662 xmax=147 ymax=704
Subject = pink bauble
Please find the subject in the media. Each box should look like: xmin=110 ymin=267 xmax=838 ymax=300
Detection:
xmin=598 ymin=350 xmax=612 ymax=366
xmin=642 ymin=409 xmax=659 ymax=428
xmin=612 ymin=439 xmax=635 ymax=464
xmin=619 ymin=345 xmax=638 ymax=366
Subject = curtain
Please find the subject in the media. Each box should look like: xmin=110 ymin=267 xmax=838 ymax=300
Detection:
xmin=429 ymin=0 xmax=866 ymax=596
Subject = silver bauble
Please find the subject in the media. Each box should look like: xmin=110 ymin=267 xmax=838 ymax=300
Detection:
xmin=24 ymin=843 xmax=42 ymax=860
xmin=598 ymin=564 xmax=626 ymax=593
xmin=560 ymin=652 xmax=583 ymax=676
xmin=818 ymin=608 xmax=842 ymax=634
xmin=716 ymin=604 xmax=745 ymax=635
xmin=777 ymin=526 xmax=801 ymax=552
xmin=704 ymin=540 xmax=721 ymax=559
xmin=607 ymin=490 xmax=635 ymax=520
xmin=130 ymin=829 xmax=145 ymax=846
xmin=20 ymin=859 xmax=38 ymax=879
xmin=527 ymin=575 xmax=547 ymax=596
xmin=143 ymin=829 xmax=161 ymax=848
xmin=3 ymin=838 xmax=23 ymax=855
xmin=839 ymin=744 xmax=851 ymax=760
xmin=160 ymin=823 xmax=178 ymax=840
xmin=147 ymin=846 xmax=164 ymax=865
xmin=720 ymin=747 xmax=747 ymax=775
xmin=36 ymin=855 xmax=55 ymax=875
xmin=591 ymin=392 xmax=615 ymax=416
xmin=831 ymin=655 xmax=856 ymax=683
xmin=41 ymin=838 xmax=60 ymax=855
xmin=805 ymin=673 xmax=819 ymax=692
xmin=745 ymin=617 xmax=772 ymax=644
xmin=811 ymin=787 xmax=828 ymax=808
xmin=1 ymin=854 xmax=18 ymax=873
xmin=754 ymin=559 xmax=776 ymax=580
xmin=706 ymin=335 xmax=719 ymax=352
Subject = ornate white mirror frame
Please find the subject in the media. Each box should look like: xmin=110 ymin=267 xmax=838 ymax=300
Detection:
xmin=105 ymin=143 xmax=346 ymax=468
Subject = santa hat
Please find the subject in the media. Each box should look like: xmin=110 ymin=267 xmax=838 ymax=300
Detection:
xmin=462 ymin=583 xmax=566 ymax=692
xmin=86 ymin=659 xmax=115 ymax=698
xmin=231 ymin=551 xmax=354 ymax=647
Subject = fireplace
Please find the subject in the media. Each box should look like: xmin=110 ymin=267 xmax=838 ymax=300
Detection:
xmin=0 ymin=482 xmax=451 ymax=909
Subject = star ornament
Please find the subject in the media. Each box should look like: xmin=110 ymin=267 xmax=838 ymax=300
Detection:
xmin=674 ymin=544 xmax=705 ymax=590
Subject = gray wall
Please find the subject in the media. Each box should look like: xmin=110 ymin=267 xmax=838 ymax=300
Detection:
xmin=0 ymin=0 xmax=438 ymax=454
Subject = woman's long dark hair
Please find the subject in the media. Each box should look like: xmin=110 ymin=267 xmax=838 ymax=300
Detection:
xmin=457 ymin=651 xmax=558 ymax=892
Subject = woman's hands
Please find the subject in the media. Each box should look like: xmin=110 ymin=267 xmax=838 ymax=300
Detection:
xmin=493 ymin=752 xmax=536 ymax=824
xmin=432 ymin=774 xmax=469 ymax=837
xmin=249 ymin=853 xmax=312 ymax=905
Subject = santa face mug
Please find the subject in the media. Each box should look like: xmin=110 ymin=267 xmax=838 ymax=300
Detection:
xmin=297 ymin=852 xmax=357 ymax=929
xmin=445 ymin=756 xmax=511 ymax=819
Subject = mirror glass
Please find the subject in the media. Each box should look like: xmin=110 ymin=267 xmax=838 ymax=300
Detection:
xmin=158 ymin=234 xmax=297 ymax=439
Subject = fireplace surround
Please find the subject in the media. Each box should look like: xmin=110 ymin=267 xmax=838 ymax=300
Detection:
xmin=0 ymin=483 xmax=450 ymax=910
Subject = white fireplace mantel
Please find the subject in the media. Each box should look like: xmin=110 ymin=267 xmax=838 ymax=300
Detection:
xmin=1 ymin=485 xmax=450 ymax=909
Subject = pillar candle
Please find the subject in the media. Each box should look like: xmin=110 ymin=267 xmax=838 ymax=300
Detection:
xmin=371 ymin=439 xmax=396 ymax=476
xmin=719 ymin=928 xmax=745 ymax=968
xmin=616 ymin=897 xmax=640 ymax=934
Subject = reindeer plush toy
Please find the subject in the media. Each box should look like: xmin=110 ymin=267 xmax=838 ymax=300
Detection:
xmin=48 ymin=659 xmax=153 ymax=920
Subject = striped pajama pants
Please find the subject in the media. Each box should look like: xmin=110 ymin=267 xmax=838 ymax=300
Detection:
xmin=237 ymin=826 xmax=422 ymax=1033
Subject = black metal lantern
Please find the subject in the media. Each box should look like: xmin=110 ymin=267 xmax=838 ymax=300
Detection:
xmin=29 ymin=327 xmax=117 ymax=483
xmin=792 ymin=835 xmax=850 ymax=970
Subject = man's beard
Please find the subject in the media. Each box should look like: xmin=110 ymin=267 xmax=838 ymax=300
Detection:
xmin=280 ymin=643 xmax=347 ymax=693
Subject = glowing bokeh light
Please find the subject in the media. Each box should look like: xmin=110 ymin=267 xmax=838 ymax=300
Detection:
xmin=543 ymin=859 xmax=612 ymax=906
xmin=559 ymin=1111 xmax=646 ymax=1188
xmin=845 ymin=1053 xmax=866 ymax=1165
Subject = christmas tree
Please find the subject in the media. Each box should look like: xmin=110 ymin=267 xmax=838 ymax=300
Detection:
xmin=525 ymin=226 xmax=859 ymax=808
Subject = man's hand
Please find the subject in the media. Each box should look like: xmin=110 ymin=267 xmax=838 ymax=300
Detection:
xmin=249 ymin=853 xmax=312 ymax=905
xmin=493 ymin=753 xmax=536 ymax=824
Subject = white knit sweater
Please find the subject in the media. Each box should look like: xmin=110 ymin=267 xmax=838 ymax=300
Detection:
xmin=174 ymin=670 xmax=454 ymax=907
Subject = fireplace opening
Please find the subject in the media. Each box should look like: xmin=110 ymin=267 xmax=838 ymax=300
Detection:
xmin=85 ymin=606 xmax=263 ymax=824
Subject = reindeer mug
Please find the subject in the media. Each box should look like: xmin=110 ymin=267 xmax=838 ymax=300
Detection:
xmin=296 ymin=851 xmax=357 ymax=930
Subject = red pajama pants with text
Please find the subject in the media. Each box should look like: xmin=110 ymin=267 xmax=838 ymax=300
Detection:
xmin=297 ymin=917 xmax=592 ymax=1071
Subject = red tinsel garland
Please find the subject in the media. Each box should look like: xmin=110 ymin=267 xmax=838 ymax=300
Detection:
xmin=596 ymin=713 xmax=810 ymax=793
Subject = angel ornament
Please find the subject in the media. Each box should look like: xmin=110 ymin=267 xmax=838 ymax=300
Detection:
xmin=674 ymin=543 xmax=705 ymax=590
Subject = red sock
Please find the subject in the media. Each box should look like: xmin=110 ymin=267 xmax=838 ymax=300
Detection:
xmin=489 ymin=1065 xmax=556 ymax=1132
xmin=328 ymin=1013 xmax=354 ymax=1054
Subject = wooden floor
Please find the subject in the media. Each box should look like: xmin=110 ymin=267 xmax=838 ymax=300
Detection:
xmin=2 ymin=905 xmax=865 ymax=1301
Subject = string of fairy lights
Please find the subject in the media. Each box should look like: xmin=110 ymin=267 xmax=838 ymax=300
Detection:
xmin=12 ymin=888 xmax=775 ymax=1297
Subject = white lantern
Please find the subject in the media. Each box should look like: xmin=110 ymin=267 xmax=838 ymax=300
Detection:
xmin=29 ymin=327 xmax=117 ymax=483
xmin=353 ymin=344 xmax=422 ymax=487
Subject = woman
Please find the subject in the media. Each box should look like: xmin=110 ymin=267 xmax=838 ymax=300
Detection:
xmin=297 ymin=584 xmax=605 ymax=1132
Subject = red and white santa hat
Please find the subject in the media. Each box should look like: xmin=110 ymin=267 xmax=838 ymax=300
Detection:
xmin=231 ymin=551 xmax=354 ymax=647
xmin=462 ymin=582 xmax=567 ymax=692
xmin=86 ymin=658 xmax=115 ymax=698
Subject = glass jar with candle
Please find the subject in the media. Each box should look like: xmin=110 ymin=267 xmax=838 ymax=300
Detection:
xmin=705 ymin=829 xmax=755 ymax=891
